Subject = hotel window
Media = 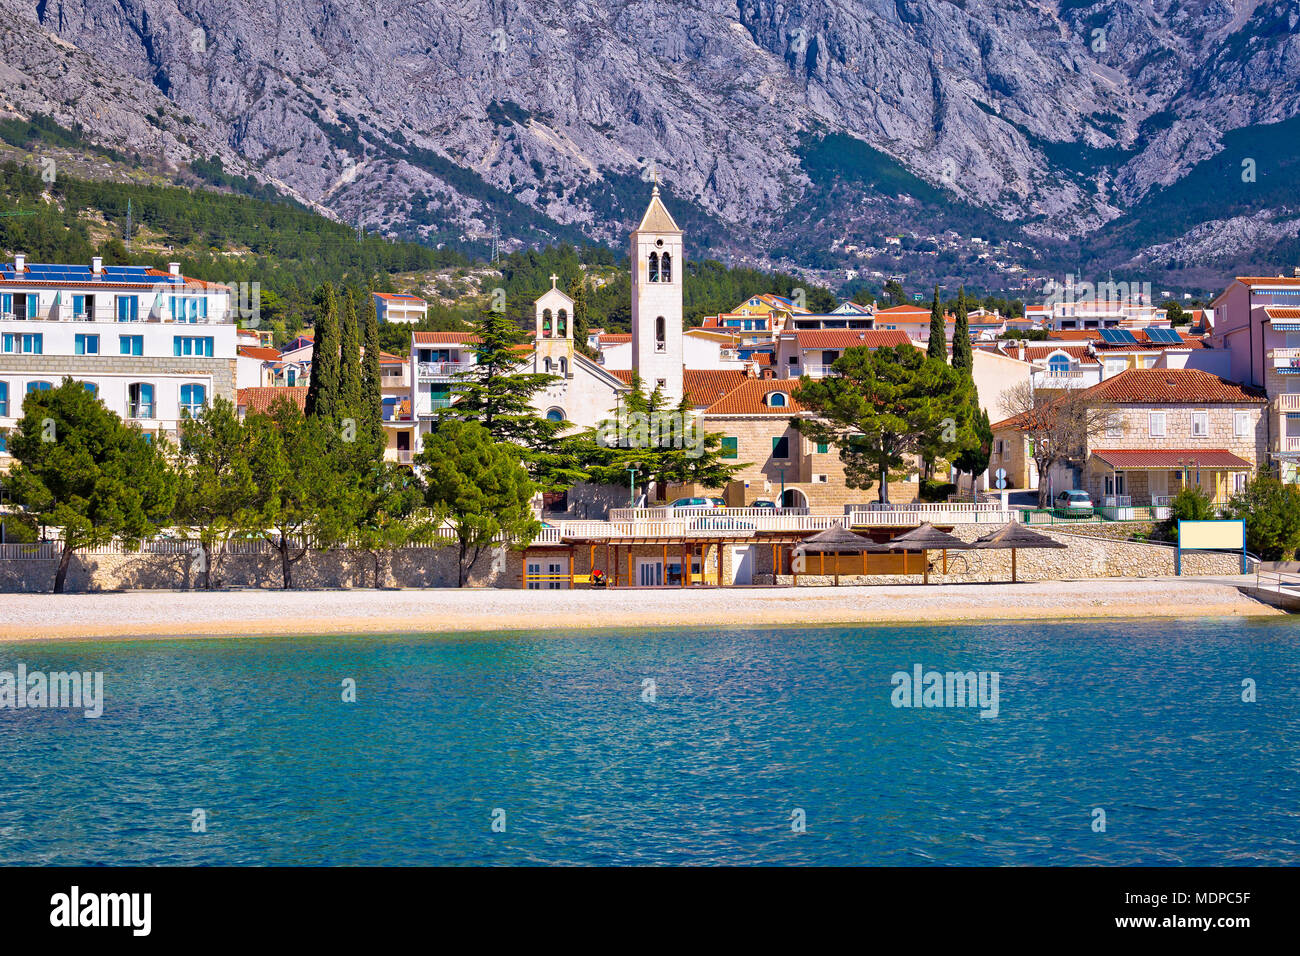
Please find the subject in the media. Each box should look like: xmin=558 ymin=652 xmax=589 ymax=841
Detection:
xmin=74 ymin=333 xmax=100 ymax=355
xmin=721 ymin=437 xmax=738 ymax=460
xmin=0 ymin=293 xmax=10 ymax=316
xmin=25 ymin=381 xmax=52 ymax=406
xmin=1106 ymin=415 xmax=1122 ymax=438
xmin=1048 ymin=355 xmax=1070 ymax=374
xmin=772 ymin=435 xmax=790 ymax=459
xmin=173 ymin=336 xmax=214 ymax=357
xmin=170 ymin=296 xmax=208 ymax=323
xmin=2 ymin=333 xmax=42 ymax=354
xmin=0 ymin=381 xmax=7 ymax=416
xmin=1234 ymin=412 xmax=1251 ymax=437
xmin=1192 ymin=411 xmax=1209 ymax=437
xmin=82 ymin=382 xmax=98 ymax=396
xmin=116 ymin=296 xmax=140 ymax=322
xmin=767 ymin=392 xmax=788 ymax=407
xmin=128 ymin=383 xmax=155 ymax=419
xmin=120 ymin=335 xmax=143 ymax=356
xmin=180 ymin=383 xmax=206 ymax=417
xmin=1148 ymin=411 xmax=1166 ymax=437
xmin=72 ymin=294 xmax=91 ymax=318
xmin=816 ymin=441 xmax=829 ymax=454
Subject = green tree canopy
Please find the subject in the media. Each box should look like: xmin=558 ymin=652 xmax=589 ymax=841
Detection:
xmin=926 ymin=285 xmax=946 ymax=362
xmin=173 ymin=395 xmax=259 ymax=589
xmin=304 ymin=282 xmax=340 ymax=420
xmin=417 ymin=419 xmax=538 ymax=586
xmin=6 ymin=379 xmax=175 ymax=592
xmin=1229 ymin=472 xmax=1300 ymax=560
xmin=793 ymin=345 xmax=977 ymax=503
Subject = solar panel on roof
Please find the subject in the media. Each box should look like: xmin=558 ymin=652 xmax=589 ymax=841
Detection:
xmin=1099 ymin=329 xmax=1124 ymax=344
xmin=1148 ymin=327 xmax=1183 ymax=343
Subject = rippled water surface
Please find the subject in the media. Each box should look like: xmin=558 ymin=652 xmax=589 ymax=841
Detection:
xmin=2 ymin=618 xmax=1298 ymax=865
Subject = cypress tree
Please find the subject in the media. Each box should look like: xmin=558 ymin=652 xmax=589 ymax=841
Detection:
xmin=360 ymin=286 xmax=384 ymax=459
xmin=951 ymin=286 xmax=973 ymax=372
xmin=926 ymin=285 xmax=946 ymax=361
xmin=304 ymin=283 xmax=340 ymax=420
xmin=568 ymin=275 xmax=595 ymax=359
xmin=338 ymin=288 xmax=363 ymax=418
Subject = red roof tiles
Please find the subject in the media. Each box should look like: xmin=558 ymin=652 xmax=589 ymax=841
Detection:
xmin=1090 ymin=449 xmax=1252 ymax=469
xmin=1083 ymin=369 xmax=1265 ymax=404
xmin=236 ymin=387 xmax=308 ymax=415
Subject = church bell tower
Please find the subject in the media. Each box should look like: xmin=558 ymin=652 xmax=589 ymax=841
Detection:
xmin=630 ymin=184 xmax=684 ymax=405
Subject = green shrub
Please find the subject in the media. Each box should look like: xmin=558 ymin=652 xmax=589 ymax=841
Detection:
xmin=1170 ymin=486 xmax=1217 ymax=522
xmin=1228 ymin=474 xmax=1300 ymax=561
xmin=919 ymin=479 xmax=957 ymax=503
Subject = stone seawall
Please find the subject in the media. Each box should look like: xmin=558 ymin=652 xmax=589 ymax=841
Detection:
xmin=0 ymin=544 xmax=511 ymax=593
xmin=0 ymin=526 xmax=1246 ymax=593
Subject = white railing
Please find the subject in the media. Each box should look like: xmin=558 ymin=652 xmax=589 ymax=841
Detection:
xmin=1272 ymin=348 xmax=1300 ymax=369
xmin=417 ymin=361 xmax=474 ymax=379
xmin=1100 ymin=495 xmax=1132 ymax=508
xmin=1275 ymin=394 xmax=1300 ymax=412
xmin=1283 ymin=436 xmax=1300 ymax=452
xmin=866 ymin=501 xmax=1005 ymax=513
xmin=608 ymin=506 xmax=810 ymax=522
xmin=534 ymin=526 xmax=562 ymax=545
xmin=850 ymin=509 xmax=1018 ymax=525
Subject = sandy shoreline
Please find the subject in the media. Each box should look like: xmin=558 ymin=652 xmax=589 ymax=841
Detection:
xmin=0 ymin=576 xmax=1284 ymax=642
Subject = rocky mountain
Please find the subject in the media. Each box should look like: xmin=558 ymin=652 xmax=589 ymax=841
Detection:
xmin=1 ymin=0 xmax=1298 ymax=289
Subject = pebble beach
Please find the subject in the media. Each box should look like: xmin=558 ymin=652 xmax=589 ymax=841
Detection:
xmin=0 ymin=576 xmax=1282 ymax=642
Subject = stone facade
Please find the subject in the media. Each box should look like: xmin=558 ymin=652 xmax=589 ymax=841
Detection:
xmin=702 ymin=412 xmax=919 ymax=508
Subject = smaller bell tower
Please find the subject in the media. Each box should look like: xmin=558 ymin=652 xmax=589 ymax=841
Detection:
xmin=534 ymin=274 xmax=574 ymax=377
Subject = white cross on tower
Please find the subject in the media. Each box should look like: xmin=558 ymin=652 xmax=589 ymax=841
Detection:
xmin=550 ymin=273 xmax=559 ymax=289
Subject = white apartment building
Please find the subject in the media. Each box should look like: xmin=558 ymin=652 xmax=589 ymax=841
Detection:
xmin=373 ymin=292 xmax=428 ymax=324
xmin=0 ymin=255 xmax=237 ymax=460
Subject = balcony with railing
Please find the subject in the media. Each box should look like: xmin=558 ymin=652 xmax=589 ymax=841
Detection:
xmin=1272 ymin=347 xmax=1300 ymax=371
xmin=417 ymin=361 xmax=475 ymax=380
xmin=1276 ymin=393 xmax=1300 ymax=413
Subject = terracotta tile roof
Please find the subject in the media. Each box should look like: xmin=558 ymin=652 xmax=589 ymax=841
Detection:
xmin=1236 ymin=276 xmax=1300 ymax=286
xmin=1044 ymin=330 xmax=1104 ymax=341
xmin=236 ymin=387 xmax=308 ymax=415
xmin=607 ymin=369 xmax=635 ymax=384
xmin=597 ymin=333 xmax=633 ymax=344
xmin=683 ymin=369 xmax=747 ymax=407
xmin=373 ymin=292 xmax=425 ymax=302
xmin=237 ymin=345 xmax=281 ymax=362
xmin=705 ymin=378 xmax=804 ymax=415
xmin=1090 ymin=449 xmax=1252 ymax=469
xmin=411 ymin=331 xmax=481 ymax=344
xmin=1093 ymin=330 xmax=1206 ymax=351
xmin=786 ymin=329 xmax=913 ymax=349
xmin=751 ymin=351 xmax=773 ymax=365
xmin=872 ymin=304 xmax=929 ymax=316
xmin=1023 ymin=345 xmax=1093 ymax=361
xmin=1083 ymin=369 xmax=1265 ymax=404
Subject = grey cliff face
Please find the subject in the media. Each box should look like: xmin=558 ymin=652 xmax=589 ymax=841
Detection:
xmin=2 ymin=0 xmax=1297 ymax=275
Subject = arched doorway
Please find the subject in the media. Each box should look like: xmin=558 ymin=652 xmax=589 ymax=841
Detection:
xmin=781 ymin=488 xmax=808 ymax=510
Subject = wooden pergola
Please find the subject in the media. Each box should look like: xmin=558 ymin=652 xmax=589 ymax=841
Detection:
xmin=885 ymin=522 xmax=972 ymax=585
xmin=791 ymin=524 xmax=890 ymax=586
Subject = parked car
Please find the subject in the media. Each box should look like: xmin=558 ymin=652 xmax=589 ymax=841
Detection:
xmin=1053 ymin=490 xmax=1094 ymax=518
xmin=707 ymin=497 xmax=726 ymax=508
xmin=750 ymin=499 xmax=778 ymax=510
xmin=669 ymin=497 xmax=714 ymax=510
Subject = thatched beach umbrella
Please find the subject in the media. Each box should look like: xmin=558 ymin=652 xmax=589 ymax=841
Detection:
xmin=969 ymin=522 xmax=1067 ymax=583
xmin=793 ymin=524 xmax=889 ymax=585
xmin=885 ymin=522 xmax=972 ymax=584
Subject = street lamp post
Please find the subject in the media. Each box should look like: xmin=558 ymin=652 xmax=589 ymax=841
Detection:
xmin=778 ymin=467 xmax=786 ymax=509
xmin=627 ymin=466 xmax=640 ymax=508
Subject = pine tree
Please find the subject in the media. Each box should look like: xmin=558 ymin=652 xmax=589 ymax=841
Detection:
xmin=360 ymin=285 xmax=384 ymax=459
xmin=338 ymin=288 xmax=363 ymax=418
xmin=568 ymin=275 xmax=596 ymax=359
xmin=304 ymin=283 xmax=340 ymax=420
xmin=926 ymin=285 xmax=947 ymax=361
xmin=440 ymin=307 xmax=584 ymax=489
xmin=951 ymin=286 xmax=974 ymax=372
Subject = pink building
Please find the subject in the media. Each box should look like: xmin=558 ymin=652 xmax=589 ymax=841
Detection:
xmin=1210 ymin=272 xmax=1300 ymax=479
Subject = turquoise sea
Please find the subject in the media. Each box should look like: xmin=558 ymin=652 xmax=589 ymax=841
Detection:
xmin=1 ymin=619 xmax=1297 ymax=865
